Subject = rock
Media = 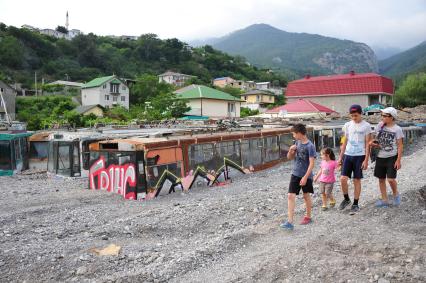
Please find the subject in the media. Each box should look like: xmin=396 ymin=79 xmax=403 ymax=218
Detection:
xmin=101 ymin=235 xmax=108 ymax=240
xmin=385 ymin=272 xmax=394 ymax=279
xmin=76 ymin=266 xmax=88 ymax=275
xmin=378 ymin=278 xmax=390 ymax=283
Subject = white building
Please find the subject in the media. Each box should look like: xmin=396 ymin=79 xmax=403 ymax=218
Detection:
xmin=174 ymin=85 xmax=242 ymax=118
xmin=158 ymin=71 xmax=195 ymax=87
xmin=81 ymin=75 xmax=129 ymax=109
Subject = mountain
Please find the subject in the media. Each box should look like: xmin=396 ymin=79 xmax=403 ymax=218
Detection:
xmin=201 ymin=24 xmax=378 ymax=75
xmin=373 ymin=46 xmax=403 ymax=60
xmin=379 ymin=41 xmax=426 ymax=77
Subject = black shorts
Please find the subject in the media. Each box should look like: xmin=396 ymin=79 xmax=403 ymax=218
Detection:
xmin=341 ymin=155 xmax=365 ymax=179
xmin=374 ymin=155 xmax=398 ymax=179
xmin=289 ymin=174 xmax=314 ymax=195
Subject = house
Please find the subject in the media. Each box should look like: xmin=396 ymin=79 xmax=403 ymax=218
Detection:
xmin=265 ymin=99 xmax=336 ymax=118
xmin=212 ymin=77 xmax=236 ymax=88
xmin=158 ymin=71 xmax=195 ymax=87
xmin=285 ymin=72 xmax=394 ymax=113
xmin=0 ymin=80 xmax=16 ymax=121
xmin=81 ymin=75 xmax=129 ymax=109
xmin=255 ymin=82 xmax=271 ymax=90
xmin=229 ymin=80 xmax=256 ymax=91
xmin=75 ymin=104 xmax=105 ymax=117
xmin=240 ymin=90 xmax=276 ymax=112
xmin=45 ymin=80 xmax=84 ymax=95
xmin=174 ymin=85 xmax=243 ymax=118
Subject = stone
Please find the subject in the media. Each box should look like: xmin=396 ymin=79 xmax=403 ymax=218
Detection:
xmin=76 ymin=266 xmax=88 ymax=275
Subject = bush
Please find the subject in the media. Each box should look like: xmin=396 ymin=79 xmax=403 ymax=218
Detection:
xmin=394 ymin=73 xmax=426 ymax=108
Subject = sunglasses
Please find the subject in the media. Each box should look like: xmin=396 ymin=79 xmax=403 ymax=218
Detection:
xmin=381 ymin=114 xmax=392 ymax=118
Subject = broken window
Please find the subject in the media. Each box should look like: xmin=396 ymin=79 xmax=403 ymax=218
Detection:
xmin=264 ymin=136 xmax=280 ymax=162
xmin=29 ymin=141 xmax=49 ymax=159
xmin=241 ymin=138 xmax=263 ymax=167
xmin=279 ymin=134 xmax=293 ymax=158
xmin=0 ymin=140 xmax=11 ymax=170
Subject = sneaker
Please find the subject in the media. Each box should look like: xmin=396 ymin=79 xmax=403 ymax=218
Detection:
xmin=375 ymin=199 xmax=389 ymax=208
xmin=339 ymin=199 xmax=351 ymax=210
xmin=280 ymin=221 xmax=294 ymax=230
xmin=393 ymin=194 xmax=401 ymax=206
xmin=329 ymin=200 xmax=336 ymax=208
xmin=300 ymin=216 xmax=312 ymax=225
xmin=349 ymin=205 xmax=360 ymax=215
xmin=321 ymin=205 xmax=328 ymax=211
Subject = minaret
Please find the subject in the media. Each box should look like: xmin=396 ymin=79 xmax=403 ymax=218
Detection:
xmin=65 ymin=11 xmax=69 ymax=30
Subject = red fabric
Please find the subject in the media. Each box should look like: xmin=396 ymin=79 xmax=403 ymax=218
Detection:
xmin=267 ymin=99 xmax=336 ymax=113
xmin=285 ymin=73 xmax=394 ymax=97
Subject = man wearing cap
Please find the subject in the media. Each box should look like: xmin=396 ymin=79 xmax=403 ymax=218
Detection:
xmin=370 ymin=107 xmax=403 ymax=207
xmin=338 ymin=104 xmax=372 ymax=213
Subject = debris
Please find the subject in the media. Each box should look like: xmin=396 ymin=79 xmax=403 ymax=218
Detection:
xmin=90 ymin=244 xmax=121 ymax=256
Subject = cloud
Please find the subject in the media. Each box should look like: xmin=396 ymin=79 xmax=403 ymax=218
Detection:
xmin=0 ymin=0 xmax=424 ymax=49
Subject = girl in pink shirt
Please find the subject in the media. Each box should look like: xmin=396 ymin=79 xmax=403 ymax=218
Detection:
xmin=314 ymin=148 xmax=338 ymax=210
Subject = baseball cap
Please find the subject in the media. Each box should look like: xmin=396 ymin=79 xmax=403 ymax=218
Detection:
xmin=349 ymin=104 xmax=362 ymax=114
xmin=381 ymin=107 xmax=397 ymax=119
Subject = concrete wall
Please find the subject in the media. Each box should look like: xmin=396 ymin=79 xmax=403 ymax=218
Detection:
xmin=286 ymin=94 xmax=390 ymax=114
xmin=0 ymin=81 xmax=16 ymax=120
xmin=186 ymin=99 xmax=240 ymax=118
xmin=82 ymin=79 xmax=129 ymax=109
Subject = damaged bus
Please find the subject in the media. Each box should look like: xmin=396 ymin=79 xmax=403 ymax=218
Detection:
xmin=0 ymin=131 xmax=32 ymax=176
xmin=87 ymin=128 xmax=304 ymax=200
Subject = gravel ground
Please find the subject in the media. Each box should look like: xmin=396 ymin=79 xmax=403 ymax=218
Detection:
xmin=1 ymin=138 xmax=425 ymax=283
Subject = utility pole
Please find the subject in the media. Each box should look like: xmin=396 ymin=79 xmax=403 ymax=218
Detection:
xmin=35 ymin=72 xmax=37 ymax=96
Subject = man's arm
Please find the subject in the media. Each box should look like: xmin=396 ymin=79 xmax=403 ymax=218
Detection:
xmin=300 ymin=157 xmax=315 ymax=186
xmin=395 ymin=138 xmax=403 ymax=170
xmin=338 ymin=137 xmax=348 ymax=165
xmin=362 ymin=133 xmax=372 ymax=169
xmin=287 ymin=144 xmax=297 ymax=160
xmin=314 ymin=168 xmax=322 ymax=182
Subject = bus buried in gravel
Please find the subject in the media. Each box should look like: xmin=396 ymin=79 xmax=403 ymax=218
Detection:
xmin=87 ymin=128 xmax=307 ymax=200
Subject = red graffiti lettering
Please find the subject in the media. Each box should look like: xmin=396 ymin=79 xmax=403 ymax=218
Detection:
xmin=89 ymin=156 xmax=137 ymax=200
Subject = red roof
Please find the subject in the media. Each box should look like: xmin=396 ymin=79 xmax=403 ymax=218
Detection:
xmin=266 ymin=99 xmax=336 ymax=114
xmin=285 ymin=72 xmax=394 ymax=97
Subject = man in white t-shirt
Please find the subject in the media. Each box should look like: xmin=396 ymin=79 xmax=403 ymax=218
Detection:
xmin=370 ymin=107 xmax=404 ymax=207
xmin=337 ymin=104 xmax=372 ymax=214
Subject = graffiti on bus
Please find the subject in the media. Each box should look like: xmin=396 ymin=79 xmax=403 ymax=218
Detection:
xmin=89 ymin=156 xmax=137 ymax=200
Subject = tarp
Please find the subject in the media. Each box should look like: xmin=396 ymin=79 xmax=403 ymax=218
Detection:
xmin=363 ymin=104 xmax=384 ymax=113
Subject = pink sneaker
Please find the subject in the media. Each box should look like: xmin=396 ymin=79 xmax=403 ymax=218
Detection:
xmin=300 ymin=216 xmax=312 ymax=225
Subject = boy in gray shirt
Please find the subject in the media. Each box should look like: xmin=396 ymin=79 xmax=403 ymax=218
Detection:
xmin=370 ymin=107 xmax=404 ymax=207
xmin=280 ymin=124 xmax=316 ymax=230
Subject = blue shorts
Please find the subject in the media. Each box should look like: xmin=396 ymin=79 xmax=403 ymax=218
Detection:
xmin=341 ymin=155 xmax=365 ymax=179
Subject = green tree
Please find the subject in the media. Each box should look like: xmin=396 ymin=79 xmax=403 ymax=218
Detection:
xmin=393 ymin=73 xmax=426 ymax=107
xmin=131 ymin=74 xmax=173 ymax=104
xmin=0 ymin=36 xmax=24 ymax=68
xmin=240 ymin=107 xmax=260 ymax=117
xmin=56 ymin=26 xmax=68 ymax=34
xmin=145 ymin=93 xmax=190 ymax=120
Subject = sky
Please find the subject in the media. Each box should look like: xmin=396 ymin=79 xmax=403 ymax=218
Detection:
xmin=0 ymin=0 xmax=425 ymax=50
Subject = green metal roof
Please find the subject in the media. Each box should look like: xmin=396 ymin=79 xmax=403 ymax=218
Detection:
xmin=175 ymin=85 xmax=244 ymax=102
xmin=82 ymin=75 xmax=115 ymax=89
xmin=0 ymin=132 xmax=32 ymax=141
xmin=110 ymin=78 xmax=121 ymax=84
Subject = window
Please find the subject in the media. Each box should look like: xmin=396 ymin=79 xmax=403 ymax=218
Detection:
xmin=103 ymin=84 xmax=106 ymax=89
xmin=0 ymin=141 xmax=11 ymax=170
xmin=105 ymin=95 xmax=110 ymax=101
xmin=110 ymin=83 xmax=119 ymax=93
xmin=121 ymin=96 xmax=125 ymax=101
xmin=122 ymin=85 xmax=126 ymax=90
xmin=256 ymin=95 xmax=260 ymax=102
xmin=113 ymin=96 xmax=118 ymax=102
xmin=228 ymin=103 xmax=235 ymax=113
